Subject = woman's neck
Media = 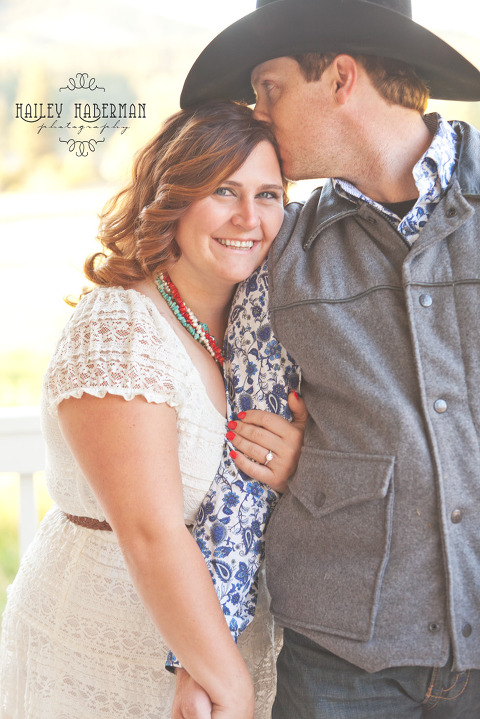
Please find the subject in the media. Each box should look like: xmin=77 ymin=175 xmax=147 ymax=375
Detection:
xmin=166 ymin=268 xmax=235 ymax=344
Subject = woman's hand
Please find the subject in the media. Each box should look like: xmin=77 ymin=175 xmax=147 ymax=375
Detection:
xmin=172 ymin=669 xmax=212 ymax=719
xmin=172 ymin=668 xmax=254 ymax=719
xmin=226 ymin=391 xmax=308 ymax=493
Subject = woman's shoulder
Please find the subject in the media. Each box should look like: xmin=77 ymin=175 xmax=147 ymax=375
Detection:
xmin=74 ymin=285 xmax=157 ymax=321
xmin=47 ymin=285 xmax=187 ymax=379
xmin=67 ymin=285 xmax=178 ymax=345
xmin=44 ymin=286 xmax=188 ymax=415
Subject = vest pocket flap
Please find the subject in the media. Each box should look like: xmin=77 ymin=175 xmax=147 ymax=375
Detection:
xmin=289 ymin=447 xmax=395 ymax=518
xmin=267 ymin=446 xmax=396 ymax=641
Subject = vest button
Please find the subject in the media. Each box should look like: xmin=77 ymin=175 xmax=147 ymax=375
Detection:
xmin=434 ymin=399 xmax=447 ymax=413
xmin=447 ymin=207 xmax=457 ymax=218
xmin=314 ymin=491 xmax=326 ymax=508
xmin=428 ymin=622 xmax=441 ymax=633
xmin=419 ymin=294 xmax=433 ymax=307
xmin=462 ymin=623 xmax=472 ymax=638
xmin=451 ymin=509 xmax=463 ymax=524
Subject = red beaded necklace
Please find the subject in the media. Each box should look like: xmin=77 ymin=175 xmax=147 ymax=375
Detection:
xmin=155 ymin=272 xmax=225 ymax=367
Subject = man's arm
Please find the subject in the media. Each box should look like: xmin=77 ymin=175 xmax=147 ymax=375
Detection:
xmin=166 ymin=260 xmax=301 ymax=672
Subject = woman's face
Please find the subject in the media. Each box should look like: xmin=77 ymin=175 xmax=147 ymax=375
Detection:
xmin=172 ymin=141 xmax=284 ymax=290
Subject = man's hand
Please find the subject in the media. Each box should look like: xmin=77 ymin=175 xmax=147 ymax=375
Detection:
xmin=172 ymin=669 xmax=212 ymax=719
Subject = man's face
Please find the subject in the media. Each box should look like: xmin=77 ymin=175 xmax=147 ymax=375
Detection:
xmin=251 ymin=56 xmax=337 ymax=181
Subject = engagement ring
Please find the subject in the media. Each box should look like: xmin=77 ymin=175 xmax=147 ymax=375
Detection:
xmin=264 ymin=450 xmax=274 ymax=466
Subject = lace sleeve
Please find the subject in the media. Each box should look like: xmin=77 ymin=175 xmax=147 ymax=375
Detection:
xmin=44 ymin=287 xmax=183 ymax=416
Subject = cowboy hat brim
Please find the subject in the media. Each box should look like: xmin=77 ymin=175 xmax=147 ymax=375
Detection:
xmin=180 ymin=0 xmax=480 ymax=107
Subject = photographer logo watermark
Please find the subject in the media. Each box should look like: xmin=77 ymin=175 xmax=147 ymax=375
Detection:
xmin=15 ymin=73 xmax=146 ymax=157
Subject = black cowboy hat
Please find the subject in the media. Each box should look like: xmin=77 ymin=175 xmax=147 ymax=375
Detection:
xmin=180 ymin=0 xmax=480 ymax=107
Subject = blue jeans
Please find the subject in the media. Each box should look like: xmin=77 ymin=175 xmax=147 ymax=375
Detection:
xmin=272 ymin=629 xmax=480 ymax=719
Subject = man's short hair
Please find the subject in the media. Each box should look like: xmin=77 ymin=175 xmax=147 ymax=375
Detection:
xmin=292 ymin=52 xmax=429 ymax=113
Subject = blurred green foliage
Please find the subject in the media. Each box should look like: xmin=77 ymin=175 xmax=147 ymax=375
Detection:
xmin=0 ymin=351 xmax=50 ymax=407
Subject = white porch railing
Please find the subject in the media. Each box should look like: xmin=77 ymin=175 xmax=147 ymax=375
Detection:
xmin=0 ymin=407 xmax=44 ymax=557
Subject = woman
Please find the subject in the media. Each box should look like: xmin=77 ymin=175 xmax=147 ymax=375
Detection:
xmin=0 ymin=101 xmax=304 ymax=719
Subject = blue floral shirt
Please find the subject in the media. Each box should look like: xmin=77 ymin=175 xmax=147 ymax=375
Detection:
xmin=334 ymin=113 xmax=459 ymax=244
xmin=166 ymin=262 xmax=299 ymax=669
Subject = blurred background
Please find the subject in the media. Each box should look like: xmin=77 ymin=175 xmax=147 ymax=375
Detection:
xmin=1 ymin=0 xmax=479 ymax=610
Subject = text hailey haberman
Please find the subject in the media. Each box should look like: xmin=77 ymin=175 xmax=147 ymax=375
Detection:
xmin=14 ymin=73 xmax=147 ymax=157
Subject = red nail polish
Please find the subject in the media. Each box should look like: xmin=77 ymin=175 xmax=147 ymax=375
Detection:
xmin=226 ymin=431 xmax=235 ymax=441
xmin=291 ymin=391 xmax=299 ymax=399
xmin=238 ymin=411 xmax=246 ymax=419
xmin=227 ymin=420 xmax=237 ymax=430
xmin=229 ymin=450 xmax=237 ymax=459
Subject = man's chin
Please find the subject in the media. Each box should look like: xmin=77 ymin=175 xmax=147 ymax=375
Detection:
xmin=283 ymin=165 xmax=301 ymax=183
xmin=282 ymin=157 xmax=316 ymax=183
xmin=285 ymin=168 xmax=315 ymax=183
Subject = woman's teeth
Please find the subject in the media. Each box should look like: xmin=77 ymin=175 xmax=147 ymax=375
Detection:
xmin=216 ymin=238 xmax=254 ymax=249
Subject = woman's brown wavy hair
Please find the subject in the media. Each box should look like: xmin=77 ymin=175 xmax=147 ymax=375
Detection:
xmin=81 ymin=100 xmax=286 ymax=295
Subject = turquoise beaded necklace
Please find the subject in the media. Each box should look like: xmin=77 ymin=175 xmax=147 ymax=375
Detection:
xmin=155 ymin=272 xmax=225 ymax=367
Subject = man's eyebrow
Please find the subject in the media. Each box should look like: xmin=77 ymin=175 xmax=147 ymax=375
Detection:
xmin=251 ymin=68 xmax=278 ymax=90
xmin=251 ymin=67 xmax=265 ymax=85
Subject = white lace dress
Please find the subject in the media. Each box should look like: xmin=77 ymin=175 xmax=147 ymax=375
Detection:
xmin=0 ymin=287 xmax=279 ymax=719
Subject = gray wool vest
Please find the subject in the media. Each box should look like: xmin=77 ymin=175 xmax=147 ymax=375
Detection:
xmin=266 ymin=121 xmax=480 ymax=672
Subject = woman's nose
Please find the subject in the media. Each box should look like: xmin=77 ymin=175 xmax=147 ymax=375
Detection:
xmin=232 ymin=198 xmax=260 ymax=230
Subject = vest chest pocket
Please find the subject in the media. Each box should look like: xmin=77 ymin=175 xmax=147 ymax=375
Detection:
xmin=266 ymin=447 xmax=395 ymax=642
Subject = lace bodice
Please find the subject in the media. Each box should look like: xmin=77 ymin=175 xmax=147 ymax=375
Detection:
xmin=41 ymin=286 xmax=227 ymax=523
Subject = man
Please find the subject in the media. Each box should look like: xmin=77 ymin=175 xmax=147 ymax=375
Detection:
xmin=174 ymin=0 xmax=480 ymax=716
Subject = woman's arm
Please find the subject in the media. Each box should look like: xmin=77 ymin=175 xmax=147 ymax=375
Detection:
xmin=171 ymin=393 xmax=307 ymax=719
xmin=58 ymin=392 xmax=254 ymax=718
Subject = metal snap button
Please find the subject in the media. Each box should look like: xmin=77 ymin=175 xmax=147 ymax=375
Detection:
xmin=434 ymin=399 xmax=447 ymax=413
xmin=428 ymin=622 xmax=441 ymax=633
xmin=446 ymin=207 xmax=457 ymax=218
xmin=451 ymin=509 xmax=463 ymax=524
xmin=419 ymin=294 xmax=433 ymax=307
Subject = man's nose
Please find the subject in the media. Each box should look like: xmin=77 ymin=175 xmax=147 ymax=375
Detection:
xmin=252 ymin=99 xmax=270 ymax=123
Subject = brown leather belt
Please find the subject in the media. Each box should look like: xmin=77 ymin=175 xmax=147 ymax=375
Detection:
xmin=64 ymin=513 xmax=112 ymax=531
xmin=64 ymin=513 xmax=193 ymax=532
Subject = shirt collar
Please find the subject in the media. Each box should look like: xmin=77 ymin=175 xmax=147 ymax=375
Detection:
xmin=333 ymin=113 xmax=459 ymax=243
xmin=413 ymin=113 xmax=458 ymax=195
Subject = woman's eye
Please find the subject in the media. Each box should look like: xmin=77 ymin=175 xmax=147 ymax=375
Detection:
xmin=214 ymin=187 xmax=234 ymax=197
xmin=258 ymin=191 xmax=280 ymax=200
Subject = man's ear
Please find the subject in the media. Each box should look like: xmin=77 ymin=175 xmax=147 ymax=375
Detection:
xmin=329 ymin=54 xmax=358 ymax=105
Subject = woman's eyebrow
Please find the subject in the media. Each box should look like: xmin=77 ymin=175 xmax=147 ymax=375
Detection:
xmin=221 ymin=180 xmax=283 ymax=191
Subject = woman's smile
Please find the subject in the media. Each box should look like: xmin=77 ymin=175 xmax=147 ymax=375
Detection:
xmin=214 ymin=238 xmax=256 ymax=249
